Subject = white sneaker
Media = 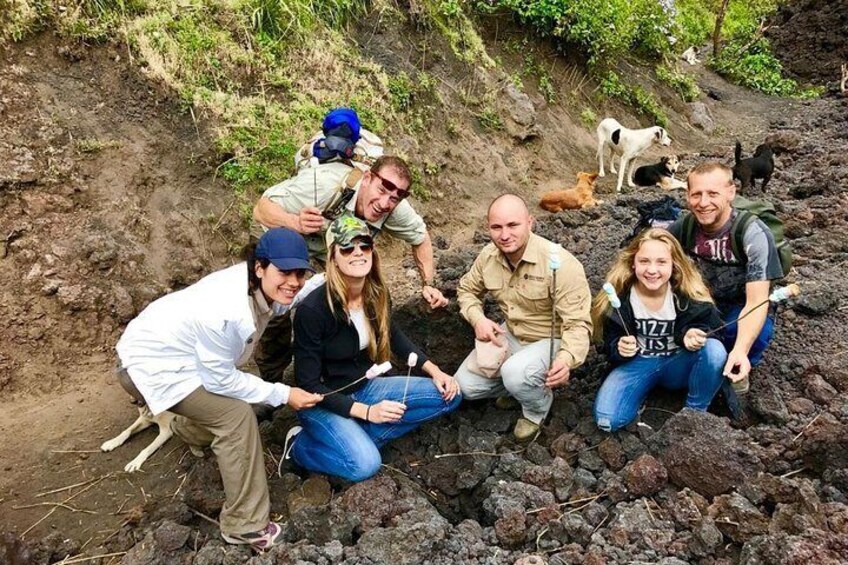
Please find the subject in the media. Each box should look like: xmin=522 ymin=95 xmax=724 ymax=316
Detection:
xmin=278 ymin=426 xmax=302 ymax=478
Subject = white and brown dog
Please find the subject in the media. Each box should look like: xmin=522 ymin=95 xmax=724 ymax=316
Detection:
xmin=632 ymin=155 xmax=686 ymax=190
xmin=101 ymin=369 xmax=202 ymax=473
xmin=597 ymin=118 xmax=672 ymax=193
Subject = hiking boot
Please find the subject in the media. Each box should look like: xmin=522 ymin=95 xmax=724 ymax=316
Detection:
xmin=495 ymin=396 xmax=519 ymax=410
xmin=513 ymin=418 xmax=541 ymax=442
xmin=731 ymin=376 xmax=750 ymax=395
xmin=222 ymin=521 xmax=284 ymax=551
xmin=278 ymin=426 xmax=302 ymax=478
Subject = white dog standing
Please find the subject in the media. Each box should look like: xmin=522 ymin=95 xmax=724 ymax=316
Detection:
xmin=597 ymin=118 xmax=672 ymax=193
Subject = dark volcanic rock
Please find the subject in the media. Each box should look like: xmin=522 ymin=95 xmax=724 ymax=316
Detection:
xmin=622 ymin=454 xmax=668 ymax=498
xmin=648 ymin=410 xmax=763 ymax=497
xmin=798 ymin=413 xmax=848 ymax=473
xmin=707 ymin=493 xmax=769 ymax=543
xmin=739 ymin=529 xmax=848 ymax=564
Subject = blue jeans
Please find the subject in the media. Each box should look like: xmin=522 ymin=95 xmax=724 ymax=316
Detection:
xmin=594 ymin=338 xmax=727 ymax=432
xmin=290 ymin=376 xmax=461 ymax=482
xmin=718 ymin=304 xmax=775 ymax=366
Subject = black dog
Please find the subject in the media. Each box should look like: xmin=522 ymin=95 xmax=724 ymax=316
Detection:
xmin=733 ymin=140 xmax=774 ymax=193
xmin=632 ymin=155 xmax=685 ymax=190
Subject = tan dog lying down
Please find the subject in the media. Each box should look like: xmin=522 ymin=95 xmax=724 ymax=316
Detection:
xmin=539 ymin=172 xmax=603 ymax=212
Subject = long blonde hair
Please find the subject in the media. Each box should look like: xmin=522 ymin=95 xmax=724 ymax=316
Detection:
xmin=325 ymin=244 xmax=391 ymax=363
xmin=590 ymin=228 xmax=713 ymax=341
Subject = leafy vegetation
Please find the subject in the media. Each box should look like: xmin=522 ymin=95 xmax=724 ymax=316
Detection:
xmin=656 ymin=64 xmax=700 ymax=102
xmin=477 ymin=106 xmax=504 ymax=131
xmin=599 ymin=71 xmax=668 ymax=127
xmin=675 ymin=0 xmax=821 ymax=98
xmin=488 ymin=0 xmax=676 ymax=68
xmin=579 ymin=107 xmax=596 ymax=130
xmin=711 ymin=39 xmax=823 ymax=98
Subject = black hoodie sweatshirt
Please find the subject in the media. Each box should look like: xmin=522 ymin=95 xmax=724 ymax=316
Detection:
xmin=601 ymin=286 xmax=722 ymax=366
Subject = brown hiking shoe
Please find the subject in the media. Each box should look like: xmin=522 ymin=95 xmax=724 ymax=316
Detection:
xmin=513 ymin=418 xmax=541 ymax=442
xmin=731 ymin=376 xmax=750 ymax=395
xmin=495 ymin=396 xmax=519 ymax=410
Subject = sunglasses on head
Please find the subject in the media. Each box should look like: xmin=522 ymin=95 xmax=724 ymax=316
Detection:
xmin=338 ymin=239 xmax=374 ymax=256
xmin=371 ymin=170 xmax=410 ymax=202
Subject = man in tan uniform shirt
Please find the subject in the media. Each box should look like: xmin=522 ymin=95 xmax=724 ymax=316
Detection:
xmin=455 ymin=194 xmax=592 ymax=440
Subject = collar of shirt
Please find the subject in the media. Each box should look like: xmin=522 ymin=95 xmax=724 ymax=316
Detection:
xmin=496 ymin=232 xmax=546 ymax=270
xmin=250 ymin=288 xmax=276 ymax=326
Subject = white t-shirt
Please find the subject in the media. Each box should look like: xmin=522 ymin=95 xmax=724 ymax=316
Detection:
xmin=629 ymin=287 xmax=678 ymax=357
xmin=350 ymin=308 xmax=370 ymax=350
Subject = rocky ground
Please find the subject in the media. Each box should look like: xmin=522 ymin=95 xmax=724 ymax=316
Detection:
xmin=3 ymin=9 xmax=848 ymax=565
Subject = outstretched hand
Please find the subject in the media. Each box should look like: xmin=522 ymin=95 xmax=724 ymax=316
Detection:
xmin=288 ymin=388 xmax=323 ymax=410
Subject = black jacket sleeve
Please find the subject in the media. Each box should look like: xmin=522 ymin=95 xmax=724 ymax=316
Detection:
xmin=601 ymin=313 xmax=629 ymax=365
xmin=389 ymin=315 xmax=428 ymax=372
xmin=293 ymin=302 xmax=356 ymax=417
xmin=673 ymin=298 xmax=723 ymax=347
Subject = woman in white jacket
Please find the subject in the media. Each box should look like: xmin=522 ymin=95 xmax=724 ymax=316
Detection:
xmin=116 ymin=228 xmax=323 ymax=550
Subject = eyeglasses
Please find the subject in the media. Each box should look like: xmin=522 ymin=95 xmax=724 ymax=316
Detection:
xmin=338 ymin=240 xmax=374 ymax=256
xmin=371 ymin=170 xmax=410 ymax=203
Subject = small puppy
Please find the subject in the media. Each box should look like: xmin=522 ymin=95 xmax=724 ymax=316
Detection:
xmin=540 ymin=172 xmax=603 ymax=212
xmin=632 ymin=155 xmax=686 ymax=190
xmin=597 ymin=118 xmax=672 ymax=193
xmin=733 ymin=140 xmax=775 ymax=193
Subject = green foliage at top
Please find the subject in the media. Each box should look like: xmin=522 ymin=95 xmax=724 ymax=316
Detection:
xmin=489 ymin=0 xmax=676 ymax=67
xmin=711 ymin=39 xmax=822 ymax=98
xmin=674 ymin=0 xmax=713 ymax=48
xmin=675 ymin=0 xmax=821 ymax=98
xmin=246 ymin=0 xmax=365 ymax=40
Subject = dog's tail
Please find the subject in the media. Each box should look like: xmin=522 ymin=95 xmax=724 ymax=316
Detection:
xmin=734 ymin=140 xmax=742 ymax=164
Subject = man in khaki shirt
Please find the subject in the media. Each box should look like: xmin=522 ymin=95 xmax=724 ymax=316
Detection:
xmin=455 ymin=194 xmax=592 ymax=440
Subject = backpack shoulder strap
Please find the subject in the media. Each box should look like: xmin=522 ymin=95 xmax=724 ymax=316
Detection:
xmin=320 ymin=167 xmax=363 ymax=220
xmin=730 ymin=209 xmax=756 ymax=264
xmin=679 ymin=213 xmax=697 ymax=252
xmin=344 ymin=168 xmax=364 ymax=189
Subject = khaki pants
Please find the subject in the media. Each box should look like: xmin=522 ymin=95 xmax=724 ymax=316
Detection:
xmin=170 ymin=387 xmax=269 ymax=536
xmin=454 ymin=330 xmax=559 ymax=425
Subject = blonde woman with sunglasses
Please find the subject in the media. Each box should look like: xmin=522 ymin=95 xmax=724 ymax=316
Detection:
xmin=286 ymin=214 xmax=461 ymax=481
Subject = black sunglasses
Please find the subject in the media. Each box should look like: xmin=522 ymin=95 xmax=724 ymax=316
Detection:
xmin=372 ymin=170 xmax=410 ymax=201
xmin=338 ymin=240 xmax=374 ymax=256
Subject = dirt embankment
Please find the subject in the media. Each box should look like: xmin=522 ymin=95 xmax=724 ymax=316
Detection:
xmin=1 ymin=11 xmax=848 ymax=565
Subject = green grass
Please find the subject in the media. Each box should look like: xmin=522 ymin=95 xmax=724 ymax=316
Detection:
xmin=656 ymin=64 xmax=700 ymax=102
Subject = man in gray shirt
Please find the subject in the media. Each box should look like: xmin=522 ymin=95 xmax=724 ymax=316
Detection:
xmin=668 ymin=162 xmax=783 ymax=398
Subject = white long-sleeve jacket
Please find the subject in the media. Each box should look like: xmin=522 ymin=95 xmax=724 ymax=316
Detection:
xmin=116 ymin=263 xmax=321 ymax=415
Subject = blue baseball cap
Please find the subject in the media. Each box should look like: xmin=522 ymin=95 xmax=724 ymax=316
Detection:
xmin=322 ymin=108 xmax=361 ymax=143
xmin=256 ymin=228 xmax=315 ymax=273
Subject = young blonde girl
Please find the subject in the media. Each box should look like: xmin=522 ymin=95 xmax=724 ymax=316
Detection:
xmin=591 ymin=228 xmax=726 ymax=432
